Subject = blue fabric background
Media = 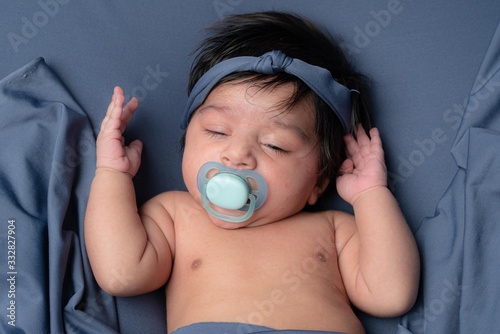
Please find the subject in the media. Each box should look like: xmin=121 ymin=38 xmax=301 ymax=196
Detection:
xmin=0 ymin=2 xmax=499 ymax=333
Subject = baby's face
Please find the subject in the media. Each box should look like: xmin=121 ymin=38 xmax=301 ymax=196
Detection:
xmin=182 ymin=80 xmax=327 ymax=229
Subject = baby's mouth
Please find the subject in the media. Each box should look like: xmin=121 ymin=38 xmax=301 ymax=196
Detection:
xmin=196 ymin=162 xmax=267 ymax=223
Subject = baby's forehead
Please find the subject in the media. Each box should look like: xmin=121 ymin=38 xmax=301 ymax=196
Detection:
xmin=200 ymin=80 xmax=318 ymax=136
xmin=209 ymin=78 xmax=315 ymax=115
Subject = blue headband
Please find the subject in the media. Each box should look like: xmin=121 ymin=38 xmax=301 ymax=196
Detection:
xmin=181 ymin=50 xmax=353 ymax=133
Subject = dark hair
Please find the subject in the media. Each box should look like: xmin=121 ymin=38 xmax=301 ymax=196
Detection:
xmin=184 ymin=11 xmax=371 ymax=193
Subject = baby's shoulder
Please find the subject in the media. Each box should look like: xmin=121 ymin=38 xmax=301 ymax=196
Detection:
xmin=151 ymin=190 xmax=193 ymax=203
xmin=302 ymin=209 xmax=354 ymax=225
xmin=141 ymin=190 xmax=198 ymax=217
xmin=286 ymin=210 xmax=354 ymax=236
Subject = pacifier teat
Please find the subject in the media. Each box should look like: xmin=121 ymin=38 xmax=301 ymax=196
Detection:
xmin=196 ymin=162 xmax=267 ymax=223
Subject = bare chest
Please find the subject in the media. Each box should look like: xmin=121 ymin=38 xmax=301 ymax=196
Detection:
xmin=169 ymin=215 xmax=342 ymax=296
xmin=164 ymin=212 xmax=360 ymax=332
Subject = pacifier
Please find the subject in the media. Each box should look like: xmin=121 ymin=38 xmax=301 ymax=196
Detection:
xmin=196 ymin=162 xmax=267 ymax=223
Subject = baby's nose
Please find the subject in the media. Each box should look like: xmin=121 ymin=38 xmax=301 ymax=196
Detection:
xmin=220 ymin=141 xmax=257 ymax=170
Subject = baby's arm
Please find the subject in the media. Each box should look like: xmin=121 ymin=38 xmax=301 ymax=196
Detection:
xmin=84 ymin=87 xmax=173 ymax=296
xmin=335 ymin=125 xmax=420 ymax=317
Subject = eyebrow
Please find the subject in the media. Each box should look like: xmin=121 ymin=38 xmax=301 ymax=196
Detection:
xmin=197 ymin=104 xmax=231 ymax=115
xmin=271 ymin=117 xmax=311 ymax=142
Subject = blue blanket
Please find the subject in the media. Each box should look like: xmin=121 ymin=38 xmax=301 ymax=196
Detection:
xmin=399 ymin=22 xmax=500 ymax=334
xmin=172 ymin=322 xmax=344 ymax=334
xmin=0 ymin=58 xmax=119 ymax=333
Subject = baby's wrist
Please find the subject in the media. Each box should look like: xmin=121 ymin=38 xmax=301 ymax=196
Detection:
xmin=95 ymin=166 xmax=135 ymax=179
xmin=350 ymin=185 xmax=389 ymax=206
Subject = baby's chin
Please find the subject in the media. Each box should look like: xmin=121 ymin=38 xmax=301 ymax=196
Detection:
xmin=205 ymin=207 xmax=255 ymax=229
xmin=210 ymin=218 xmax=249 ymax=230
xmin=205 ymin=205 xmax=278 ymax=229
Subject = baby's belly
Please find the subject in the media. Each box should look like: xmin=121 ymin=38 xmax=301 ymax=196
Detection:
xmin=166 ymin=263 xmax=364 ymax=334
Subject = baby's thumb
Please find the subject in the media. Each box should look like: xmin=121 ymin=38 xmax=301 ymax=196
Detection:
xmin=338 ymin=159 xmax=354 ymax=176
xmin=129 ymin=139 xmax=143 ymax=156
xmin=123 ymin=139 xmax=144 ymax=177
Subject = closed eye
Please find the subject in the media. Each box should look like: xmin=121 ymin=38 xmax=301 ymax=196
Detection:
xmin=205 ymin=129 xmax=227 ymax=139
xmin=265 ymin=144 xmax=289 ymax=155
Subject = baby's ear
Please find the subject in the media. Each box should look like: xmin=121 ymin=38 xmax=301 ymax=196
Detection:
xmin=307 ymin=177 xmax=330 ymax=205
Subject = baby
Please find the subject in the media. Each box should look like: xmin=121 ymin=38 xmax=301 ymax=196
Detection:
xmin=85 ymin=12 xmax=419 ymax=334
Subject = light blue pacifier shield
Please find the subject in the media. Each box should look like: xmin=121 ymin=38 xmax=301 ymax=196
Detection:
xmin=206 ymin=173 xmax=249 ymax=210
xmin=197 ymin=162 xmax=267 ymax=223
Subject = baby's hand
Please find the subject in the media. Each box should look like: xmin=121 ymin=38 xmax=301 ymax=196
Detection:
xmin=96 ymin=86 xmax=143 ymax=177
xmin=336 ymin=125 xmax=387 ymax=205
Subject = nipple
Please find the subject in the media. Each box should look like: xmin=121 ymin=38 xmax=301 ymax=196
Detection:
xmin=196 ymin=162 xmax=267 ymax=223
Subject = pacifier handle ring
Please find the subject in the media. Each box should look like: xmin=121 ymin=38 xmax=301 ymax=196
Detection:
xmin=201 ymin=190 xmax=256 ymax=223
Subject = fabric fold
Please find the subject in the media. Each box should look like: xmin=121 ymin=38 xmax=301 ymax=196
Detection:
xmin=399 ymin=22 xmax=500 ymax=334
xmin=0 ymin=58 xmax=119 ymax=333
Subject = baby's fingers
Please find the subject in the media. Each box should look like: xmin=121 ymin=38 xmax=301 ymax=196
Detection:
xmin=101 ymin=87 xmax=125 ymax=132
xmin=354 ymin=124 xmax=373 ymax=155
xmin=100 ymin=87 xmax=139 ymax=134
xmin=367 ymin=127 xmax=384 ymax=157
xmin=121 ymin=97 xmax=139 ymax=132
xmin=343 ymin=131 xmax=361 ymax=160
xmin=368 ymin=127 xmax=382 ymax=145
